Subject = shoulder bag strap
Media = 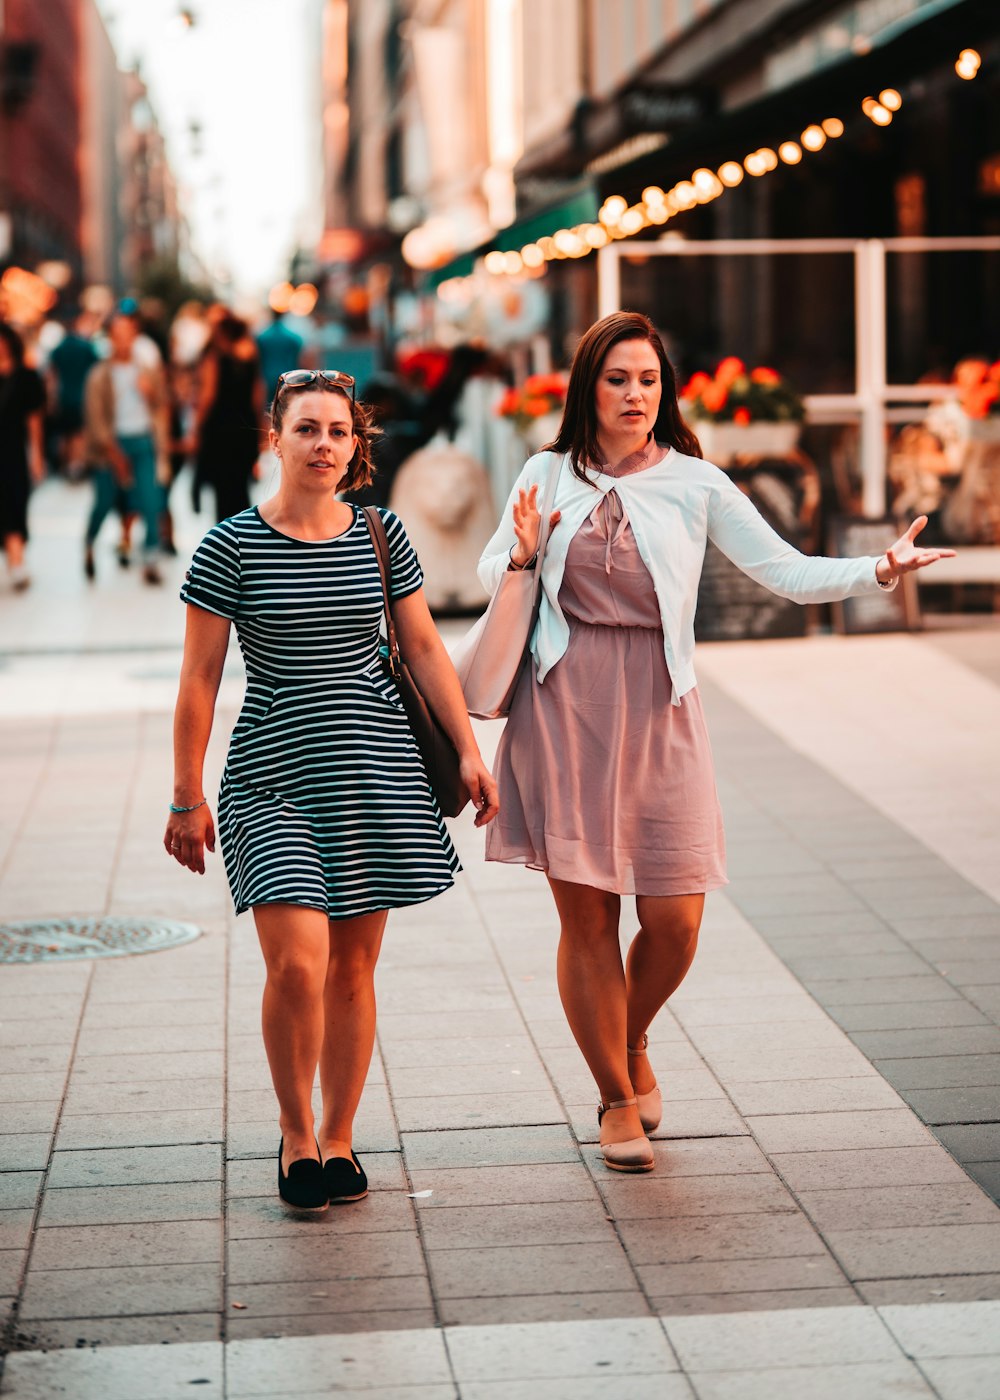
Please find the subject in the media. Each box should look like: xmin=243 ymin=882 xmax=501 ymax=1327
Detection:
xmin=361 ymin=507 xmax=402 ymax=681
xmin=527 ymin=450 xmax=564 ymax=607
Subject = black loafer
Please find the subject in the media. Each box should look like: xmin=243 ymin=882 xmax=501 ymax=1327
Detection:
xmin=277 ymin=1138 xmax=328 ymax=1212
xmin=323 ymin=1151 xmax=368 ymax=1203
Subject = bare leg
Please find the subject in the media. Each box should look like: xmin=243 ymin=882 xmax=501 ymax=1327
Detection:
xmin=253 ymin=903 xmax=329 ymax=1173
xmin=548 ymin=877 xmax=644 ymax=1144
xmin=318 ymin=910 xmax=387 ymax=1162
xmin=5 ymin=532 xmax=25 ymax=571
xmin=626 ymin=893 xmax=704 ymax=1094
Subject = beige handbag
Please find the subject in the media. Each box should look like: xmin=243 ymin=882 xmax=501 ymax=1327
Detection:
xmin=451 ymin=452 xmax=563 ymax=719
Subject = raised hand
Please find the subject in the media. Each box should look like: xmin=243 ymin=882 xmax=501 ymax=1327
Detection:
xmin=875 ymin=516 xmax=956 ymax=583
xmin=511 ymin=483 xmax=561 ymax=567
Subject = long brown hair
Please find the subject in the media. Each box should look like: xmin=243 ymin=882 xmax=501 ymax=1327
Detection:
xmin=270 ymin=380 xmax=381 ymax=494
xmin=546 ymin=311 xmax=702 ymax=483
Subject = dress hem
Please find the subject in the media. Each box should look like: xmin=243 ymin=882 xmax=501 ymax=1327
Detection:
xmin=484 ymin=849 xmax=727 ymax=897
xmin=234 ymin=874 xmax=459 ymax=920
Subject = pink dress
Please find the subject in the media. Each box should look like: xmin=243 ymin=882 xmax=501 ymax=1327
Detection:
xmin=486 ymin=440 xmax=727 ymax=896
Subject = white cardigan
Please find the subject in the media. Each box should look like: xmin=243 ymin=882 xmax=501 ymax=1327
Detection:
xmin=478 ymin=448 xmax=893 ymax=706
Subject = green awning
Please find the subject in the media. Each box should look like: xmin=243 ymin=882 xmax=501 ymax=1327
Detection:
xmin=422 ymin=182 xmax=599 ymax=289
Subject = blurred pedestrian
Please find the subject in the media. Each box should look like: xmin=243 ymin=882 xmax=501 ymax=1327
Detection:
xmin=47 ymin=309 xmax=99 ymax=478
xmin=478 ymin=311 xmax=956 ymax=1174
xmin=0 ymin=323 xmax=46 ymax=591
xmin=82 ymin=311 xmax=170 ymax=585
xmin=165 ymin=370 xmax=497 ymax=1211
xmin=256 ymin=308 xmax=303 ymax=404
xmin=193 ymin=313 xmax=263 ymax=521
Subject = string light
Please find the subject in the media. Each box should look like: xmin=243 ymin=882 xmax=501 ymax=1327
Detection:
xmin=956 ymin=48 xmax=980 ymax=79
xmin=454 ymin=66 xmax=953 ymax=284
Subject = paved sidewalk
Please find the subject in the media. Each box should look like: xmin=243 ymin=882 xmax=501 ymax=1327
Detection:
xmin=0 ymin=480 xmax=999 ymax=1398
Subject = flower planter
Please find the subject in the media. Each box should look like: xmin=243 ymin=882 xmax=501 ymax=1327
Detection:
xmin=521 ymin=410 xmax=563 ymax=454
xmin=696 ymin=420 xmax=801 ymax=464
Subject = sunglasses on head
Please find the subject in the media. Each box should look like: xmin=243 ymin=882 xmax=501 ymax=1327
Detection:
xmin=276 ymin=369 xmax=355 ymax=406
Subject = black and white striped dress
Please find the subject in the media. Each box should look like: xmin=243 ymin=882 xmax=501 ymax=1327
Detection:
xmin=180 ymin=505 xmax=461 ymax=918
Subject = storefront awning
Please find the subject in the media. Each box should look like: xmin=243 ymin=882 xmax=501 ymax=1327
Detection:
xmin=423 ymin=183 xmax=599 ymax=288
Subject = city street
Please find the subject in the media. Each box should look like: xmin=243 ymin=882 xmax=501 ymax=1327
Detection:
xmin=0 ymin=478 xmax=998 ymax=1398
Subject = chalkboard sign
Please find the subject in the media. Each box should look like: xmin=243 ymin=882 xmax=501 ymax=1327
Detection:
xmin=694 ymin=473 xmax=807 ymax=642
xmin=829 ymin=518 xmax=920 ymax=634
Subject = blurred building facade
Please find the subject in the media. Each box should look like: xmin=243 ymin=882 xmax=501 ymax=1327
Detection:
xmin=0 ymin=0 xmax=184 ymax=300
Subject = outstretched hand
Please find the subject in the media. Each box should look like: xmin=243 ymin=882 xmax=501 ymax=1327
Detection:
xmin=876 ymin=516 xmax=956 ymax=584
xmin=511 ymin=483 xmax=561 ymax=568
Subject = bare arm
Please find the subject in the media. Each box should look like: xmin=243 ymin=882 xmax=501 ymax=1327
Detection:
xmin=164 ymin=604 xmax=231 ymax=872
xmin=26 ymin=410 xmax=45 ymax=483
xmin=392 ymin=589 xmax=499 ymax=827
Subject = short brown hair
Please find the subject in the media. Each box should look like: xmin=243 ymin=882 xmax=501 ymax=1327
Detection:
xmin=548 ymin=311 xmax=702 ymax=484
xmin=269 ymin=380 xmax=381 ymax=495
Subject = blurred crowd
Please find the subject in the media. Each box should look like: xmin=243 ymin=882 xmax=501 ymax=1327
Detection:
xmin=0 ymin=293 xmax=511 ymax=597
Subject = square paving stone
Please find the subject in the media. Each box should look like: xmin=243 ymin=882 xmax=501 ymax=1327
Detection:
xmin=684 ymin=1360 xmax=933 ymax=1399
xmin=401 ymin=1124 xmax=579 ymax=1171
xmin=654 ymin=1287 xmax=861 ymax=1317
xmin=0 ymin=1017 xmax=79 ymax=1048
xmin=932 ymin=1124 xmax=1000 ymax=1162
xmin=874 ymin=1055 xmax=1000 ymax=1090
xmin=437 ymin=1291 xmax=651 ymax=1326
xmin=387 ymin=1059 xmax=552 ymax=1097
xmin=725 ymin=1077 xmax=902 ymax=1117
xmin=700 ymin=1049 xmax=872 ymax=1085
xmin=225 ymin=1326 xmax=451 ymax=1393
xmin=786 ymin=953 xmax=935 ymax=981
xmin=377 ymin=1009 xmax=527 ymax=1040
xmin=19 ymin=1260 xmax=223 ymax=1319
xmin=45 ymin=1142 xmax=222 ymax=1189
xmin=22 ymin=1311 xmax=222 ymax=1349
xmin=226 ymin=1307 xmax=438 ymax=1339
xmin=616 ymin=1212 xmax=827 ymax=1265
xmin=0 ymin=1340 xmax=223 ymax=1398
xmin=393 ymin=1090 xmax=565 ymax=1133
xmin=0 ymin=1101 xmax=60 ymax=1135
xmin=878 ymin=1298 xmax=1000 ymax=1356
xmin=826 ymin=1223 xmax=1000 ymax=1278
xmin=0 ymin=1047 xmax=69 ymax=1075
xmin=637 ymin=1254 xmax=848 ymax=1298
xmin=770 ymin=1146 xmax=971 ymax=1192
xmin=829 ymin=1002 xmax=990 ymax=1032
xmin=963 ymin=1161 xmax=1000 ymax=1198
xmin=379 ymin=1033 xmax=538 ymax=1070
xmin=419 ymin=1201 xmax=613 ymax=1251
xmin=0 ymin=1173 xmax=42 ymax=1210
xmin=857 ymin=1275 xmax=1000 ymax=1305
xmin=37 ymin=1179 xmax=221 ymax=1228
xmin=407 ymin=1162 xmax=598 ymax=1209
xmin=747 ymin=1109 xmax=935 ymax=1155
xmin=30 ymin=1218 xmax=221 ymax=1271
xmin=72 ymin=1050 xmax=224 ymax=1082
xmin=62 ymin=1077 xmax=223 ymax=1116
xmin=901 ymin=1086 xmax=1000 ymax=1124
xmin=0 ymin=1073 xmax=66 ymax=1104
xmin=227 ymin=1230 xmax=424 ymax=1284
xmin=54 ymin=1108 xmax=223 ymax=1152
xmin=224 ymin=1273 xmax=432 ymax=1318
xmin=918 ymin=1356 xmax=1000 ymax=1400
xmin=808 ymin=977 xmax=962 ymax=1007
xmin=662 ymin=1303 xmax=901 ymax=1370
xmin=796 ymin=1183 xmax=1000 ymax=1231
xmin=427 ymin=1240 xmax=636 ymax=1298
xmin=0 ymin=1248 xmax=25 ymax=1293
xmin=595 ymin=1173 xmax=797 ymax=1220
xmin=226 ymin=1189 xmax=415 ymax=1238
xmin=851 ymin=1027 xmax=1000 ymax=1058
xmin=444 ymin=1315 xmax=678 ymax=1381
xmin=0 ymin=1134 xmax=50 ymax=1172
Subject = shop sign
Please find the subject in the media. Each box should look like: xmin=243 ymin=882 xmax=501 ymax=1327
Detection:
xmin=764 ymin=0 xmax=947 ymax=93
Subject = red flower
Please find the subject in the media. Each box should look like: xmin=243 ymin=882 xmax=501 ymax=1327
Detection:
xmin=683 ymin=371 xmax=712 ymax=397
xmin=733 ymin=406 xmax=752 ymax=425
xmin=521 ymin=395 xmax=552 ymax=417
xmin=495 ymin=387 xmax=521 ymax=417
xmin=701 ymin=383 xmax=729 ymax=414
xmin=750 ymin=367 xmax=781 ymax=385
xmin=715 ymin=356 xmax=745 ymax=387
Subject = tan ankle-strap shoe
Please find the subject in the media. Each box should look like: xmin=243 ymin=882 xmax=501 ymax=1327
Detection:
xmin=627 ymin=1033 xmax=663 ymax=1135
xmin=597 ymin=1096 xmax=654 ymax=1172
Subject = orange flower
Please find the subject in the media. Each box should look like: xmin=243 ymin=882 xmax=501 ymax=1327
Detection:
xmin=954 ymin=358 xmax=990 ymax=389
xmin=962 ymin=383 xmax=999 ymax=419
xmin=700 ymin=383 xmax=729 ymax=414
xmin=495 ymin=387 xmax=520 ymax=417
xmin=988 ymin=360 xmax=1000 ymax=384
xmin=682 ymin=371 xmax=712 ymax=398
xmin=715 ymin=356 xmax=745 ymax=386
xmin=733 ymin=406 xmax=752 ymax=425
xmin=522 ymin=395 xmax=552 ymax=417
xmin=750 ymin=367 xmax=781 ymax=385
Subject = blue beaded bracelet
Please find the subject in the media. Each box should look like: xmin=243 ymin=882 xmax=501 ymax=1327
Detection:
xmin=169 ymin=799 xmax=207 ymax=813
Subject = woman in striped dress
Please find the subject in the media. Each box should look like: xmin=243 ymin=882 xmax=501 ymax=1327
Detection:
xmin=165 ymin=370 xmax=498 ymax=1211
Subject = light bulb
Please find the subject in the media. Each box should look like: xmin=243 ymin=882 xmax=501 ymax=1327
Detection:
xmin=869 ymin=104 xmax=892 ymax=125
xmin=484 ymin=250 xmax=506 ymax=275
xmin=503 ymin=250 xmax=523 ymax=275
xmin=779 ymin=141 xmax=803 ymax=164
xmin=642 ymin=185 xmax=665 ymax=206
xmin=521 ymin=243 xmax=544 ymax=268
xmin=879 ymin=88 xmax=902 ymax=111
xmin=718 ymin=161 xmax=744 ymax=186
xmin=822 ymin=117 xmax=845 ymax=138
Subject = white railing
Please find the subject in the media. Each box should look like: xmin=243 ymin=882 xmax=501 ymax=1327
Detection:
xmin=597 ymin=236 xmax=1000 ymax=518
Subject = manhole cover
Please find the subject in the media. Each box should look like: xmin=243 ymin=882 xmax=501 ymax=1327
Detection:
xmin=0 ymin=917 xmax=202 ymax=964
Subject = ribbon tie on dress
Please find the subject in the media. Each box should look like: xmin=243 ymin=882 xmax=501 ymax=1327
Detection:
xmin=590 ymin=489 xmax=630 ymax=574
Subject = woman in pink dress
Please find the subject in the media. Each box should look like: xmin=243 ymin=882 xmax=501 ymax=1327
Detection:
xmin=479 ymin=311 xmax=954 ymax=1173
